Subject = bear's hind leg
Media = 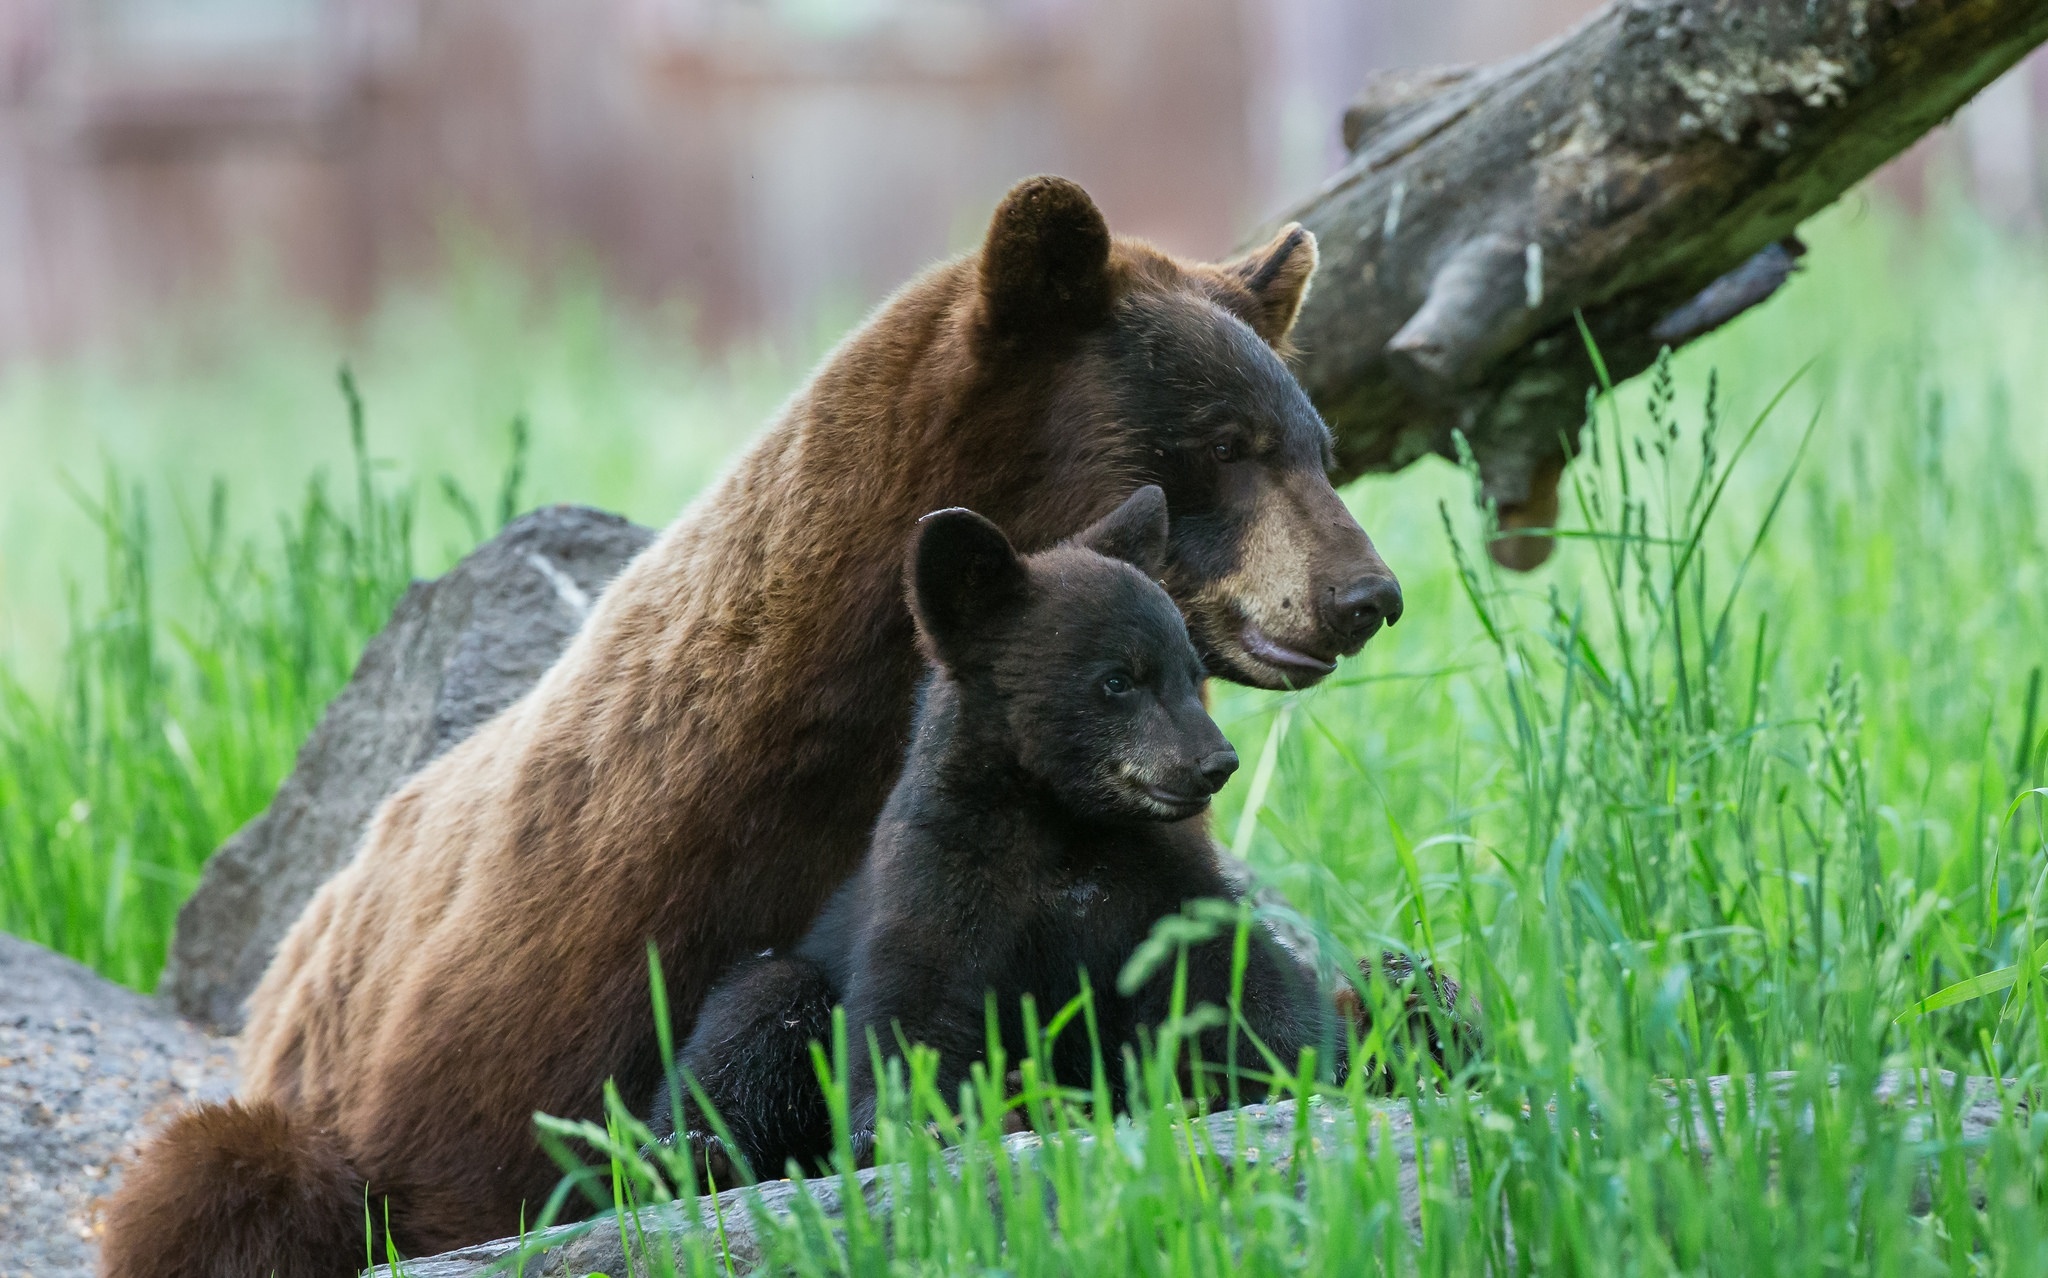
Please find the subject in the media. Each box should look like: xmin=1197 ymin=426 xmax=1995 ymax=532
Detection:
xmin=651 ymin=952 xmax=838 ymax=1184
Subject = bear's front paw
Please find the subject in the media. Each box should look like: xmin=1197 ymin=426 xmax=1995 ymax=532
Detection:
xmin=1336 ymin=951 xmax=1481 ymax=1089
xmin=999 ymin=1070 xmax=1034 ymax=1136
xmin=655 ymin=1129 xmax=738 ymax=1192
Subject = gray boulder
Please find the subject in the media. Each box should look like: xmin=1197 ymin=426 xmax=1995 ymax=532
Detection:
xmin=159 ymin=505 xmax=655 ymax=1031
xmin=0 ymin=934 xmax=236 ymax=1278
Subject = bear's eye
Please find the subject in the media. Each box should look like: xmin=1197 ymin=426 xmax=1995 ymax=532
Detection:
xmin=1102 ymin=674 xmax=1133 ymax=696
xmin=1211 ymin=440 xmax=1240 ymax=463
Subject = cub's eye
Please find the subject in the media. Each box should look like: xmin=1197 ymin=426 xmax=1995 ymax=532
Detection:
xmin=1211 ymin=440 xmax=1240 ymax=463
xmin=1102 ymin=674 xmax=1133 ymax=696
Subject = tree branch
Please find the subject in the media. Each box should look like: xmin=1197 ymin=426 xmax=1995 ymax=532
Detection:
xmin=1279 ymin=0 xmax=2048 ymax=567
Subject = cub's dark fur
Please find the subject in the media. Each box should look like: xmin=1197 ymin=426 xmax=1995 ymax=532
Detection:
xmin=652 ymin=487 xmax=1343 ymax=1173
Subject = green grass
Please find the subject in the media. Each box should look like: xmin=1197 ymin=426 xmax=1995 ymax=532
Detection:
xmin=0 ymin=262 xmax=803 ymax=984
xmin=7 ymin=198 xmax=2048 ymax=1272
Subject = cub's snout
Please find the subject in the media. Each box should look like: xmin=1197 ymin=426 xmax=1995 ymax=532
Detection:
xmin=1197 ymin=747 xmax=1240 ymax=794
xmin=1124 ymin=691 xmax=1237 ymax=819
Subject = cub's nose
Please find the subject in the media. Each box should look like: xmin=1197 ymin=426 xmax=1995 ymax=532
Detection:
xmin=1197 ymin=748 xmax=1240 ymax=795
xmin=1322 ymin=574 xmax=1404 ymax=645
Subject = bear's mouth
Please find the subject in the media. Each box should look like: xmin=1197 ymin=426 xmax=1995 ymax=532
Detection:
xmin=1236 ymin=623 xmax=1338 ymax=681
xmin=1179 ymin=595 xmax=1350 ymax=692
xmin=1133 ymin=782 xmax=1212 ymax=820
xmin=1200 ymin=620 xmax=1338 ymax=691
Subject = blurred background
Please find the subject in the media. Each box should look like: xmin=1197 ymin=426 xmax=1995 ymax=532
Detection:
xmin=1 ymin=0 xmax=2041 ymax=360
xmin=0 ymin=0 xmax=2044 ymax=675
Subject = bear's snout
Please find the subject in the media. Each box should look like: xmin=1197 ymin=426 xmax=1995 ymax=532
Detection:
xmin=1320 ymin=572 xmax=1404 ymax=647
xmin=1196 ymin=748 xmax=1240 ymax=795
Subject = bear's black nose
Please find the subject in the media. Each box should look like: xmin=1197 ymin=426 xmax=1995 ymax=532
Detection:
xmin=1197 ymin=748 xmax=1240 ymax=794
xmin=1323 ymin=574 xmax=1404 ymax=644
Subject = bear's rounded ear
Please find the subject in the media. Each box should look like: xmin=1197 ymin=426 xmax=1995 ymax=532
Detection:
xmin=1075 ymin=485 xmax=1168 ymax=577
xmin=909 ymin=507 xmax=1029 ymax=667
xmin=977 ymin=176 xmax=1113 ymax=340
xmin=1217 ymin=223 xmax=1318 ymax=347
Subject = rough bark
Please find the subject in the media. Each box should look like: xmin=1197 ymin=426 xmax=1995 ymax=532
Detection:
xmin=1280 ymin=0 xmax=2048 ymax=567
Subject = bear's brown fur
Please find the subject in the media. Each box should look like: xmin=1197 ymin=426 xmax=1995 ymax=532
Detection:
xmin=103 ymin=176 xmax=1400 ymax=1276
xmin=98 ymin=1101 xmax=370 ymax=1278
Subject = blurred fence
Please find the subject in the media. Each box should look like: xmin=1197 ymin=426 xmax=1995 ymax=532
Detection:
xmin=0 ymin=0 xmax=2040 ymax=361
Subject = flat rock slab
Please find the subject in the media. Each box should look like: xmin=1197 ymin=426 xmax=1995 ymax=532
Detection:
xmin=160 ymin=505 xmax=654 ymax=1031
xmin=375 ymin=1071 xmax=2018 ymax=1278
xmin=377 ymin=1098 xmax=1397 ymax=1278
xmin=0 ymin=934 xmax=235 ymax=1278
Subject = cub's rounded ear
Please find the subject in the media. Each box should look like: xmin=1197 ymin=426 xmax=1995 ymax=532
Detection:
xmin=977 ymin=176 xmax=1113 ymax=340
xmin=1075 ymin=485 xmax=1168 ymax=577
xmin=1217 ymin=223 xmax=1318 ymax=347
xmin=909 ymin=507 xmax=1029 ymax=666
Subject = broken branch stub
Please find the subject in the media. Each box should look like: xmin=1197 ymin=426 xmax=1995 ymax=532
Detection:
xmin=1277 ymin=0 xmax=2048 ymax=568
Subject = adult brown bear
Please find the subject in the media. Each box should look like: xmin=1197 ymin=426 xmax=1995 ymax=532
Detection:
xmin=101 ymin=176 xmax=1402 ymax=1277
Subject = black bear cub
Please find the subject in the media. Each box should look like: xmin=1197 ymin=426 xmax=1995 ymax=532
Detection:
xmin=650 ymin=486 xmax=1348 ymax=1176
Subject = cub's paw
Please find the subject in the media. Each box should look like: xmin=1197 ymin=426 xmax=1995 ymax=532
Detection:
xmin=999 ymin=1070 xmax=1034 ymax=1136
xmin=695 ymin=1132 xmax=740 ymax=1188
xmin=649 ymin=1128 xmax=741 ymax=1194
xmin=1335 ymin=951 xmax=1482 ymax=1089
